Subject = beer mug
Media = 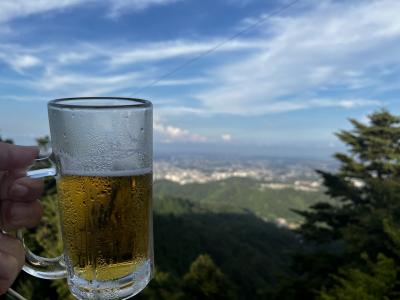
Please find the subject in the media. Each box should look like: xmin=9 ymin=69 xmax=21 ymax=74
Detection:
xmin=19 ymin=97 xmax=153 ymax=299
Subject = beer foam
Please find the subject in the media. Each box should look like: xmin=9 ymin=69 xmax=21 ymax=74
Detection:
xmin=62 ymin=167 xmax=152 ymax=177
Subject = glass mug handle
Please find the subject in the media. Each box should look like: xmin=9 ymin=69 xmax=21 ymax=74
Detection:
xmin=16 ymin=155 xmax=67 ymax=280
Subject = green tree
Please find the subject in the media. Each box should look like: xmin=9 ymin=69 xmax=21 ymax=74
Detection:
xmin=182 ymin=254 xmax=238 ymax=300
xmin=319 ymin=253 xmax=397 ymax=300
xmin=297 ymin=109 xmax=400 ymax=251
xmin=280 ymin=109 xmax=400 ymax=299
xmin=318 ymin=219 xmax=400 ymax=300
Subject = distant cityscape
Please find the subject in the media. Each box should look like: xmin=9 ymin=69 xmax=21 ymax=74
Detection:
xmin=154 ymin=154 xmax=337 ymax=192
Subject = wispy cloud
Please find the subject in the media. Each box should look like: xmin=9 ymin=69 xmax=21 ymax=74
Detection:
xmin=107 ymin=0 xmax=182 ymax=18
xmin=194 ymin=0 xmax=400 ymax=115
xmin=0 ymin=0 xmax=397 ymax=119
xmin=252 ymin=98 xmax=382 ymax=114
xmin=0 ymin=1 xmax=79 ymax=23
xmin=30 ymin=69 xmax=143 ymax=97
xmin=108 ymin=39 xmax=261 ymax=67
xmin=0 ymin=53 xmax=41 ymax=73
xmin=0 ymin=37 xmax=255 ymax=98
xmin=0 ymin=0 xmax=182 ymax=23
xmin=57 ymin=52 xmax=93 ymax=65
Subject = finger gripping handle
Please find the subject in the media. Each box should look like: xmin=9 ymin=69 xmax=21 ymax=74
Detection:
xmin=18 ymin=155 xmax=67 ymax=280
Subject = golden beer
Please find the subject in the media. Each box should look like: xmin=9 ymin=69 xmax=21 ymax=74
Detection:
xmin=57 ymin=172 xmax=152 ymax=281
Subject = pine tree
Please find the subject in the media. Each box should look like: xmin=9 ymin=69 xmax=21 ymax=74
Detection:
xmin=319 ymin=253 xmax=397 ymax=300
xmin=278 ymin=110 xmax=400 ymax=299
xmin=296 ymin=109 xmax=400 ymax=256
xmin=318 ymin=219 xmax=400 ymax=300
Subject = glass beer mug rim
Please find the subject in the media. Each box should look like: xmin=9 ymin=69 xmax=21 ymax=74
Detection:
xmin=49 ymin=96 xmax=152 ymax=110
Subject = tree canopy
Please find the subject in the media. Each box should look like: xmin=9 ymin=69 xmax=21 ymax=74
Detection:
xmin=280 ymin=109 xmax=400 ymax=299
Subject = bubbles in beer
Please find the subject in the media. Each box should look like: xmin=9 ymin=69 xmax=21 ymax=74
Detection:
xmin=57 ymin=172 xmax=152 ymax=282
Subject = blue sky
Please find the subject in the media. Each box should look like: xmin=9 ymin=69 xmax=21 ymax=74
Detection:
xmin=0 ymin=0 xmax=400 ymax=158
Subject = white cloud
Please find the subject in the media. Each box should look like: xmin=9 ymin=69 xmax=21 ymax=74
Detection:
xmin=154 ymin=121 xmax=207 ymax=142
xmin=0 ymin=0 xmax=182 ymax=23
xmin=108 ymin=39 xmax=261 ymax=67
xmin=0 ymin=53 xmax=41 ymax=72
xmin=194 ymin=0 xmax=400 ymax=115
xmin=12 ymin=55 xmax=41 ymax=69
xmin=221 ymin=133 xmax=232 ymax=141
xmin=0 ymin=0 xmax=84 ymax=23
xmin=153 ymin=77 xmax=210 ymax=86
xmin=0 ymin=41 xmax=216 ymax=99
xmin=107 ymin=0 xmax=181 ymax=18
xmin=57 ymin=52 xmax=93 ymax=65
xmin=30 ymin=70 xmax=142 ymax=97
xmin=210 ymin=98 xmax=381 ymax=115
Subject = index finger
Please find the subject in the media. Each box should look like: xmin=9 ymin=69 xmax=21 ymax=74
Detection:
xmin=0 ymin=142 xmax=38 ymax=171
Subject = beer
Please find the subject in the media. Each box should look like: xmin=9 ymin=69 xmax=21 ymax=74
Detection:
xmin=57 ymin=172 xmax=152 ymax=282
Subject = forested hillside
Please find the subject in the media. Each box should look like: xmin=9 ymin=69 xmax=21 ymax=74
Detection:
xmin=155 ymin=177 xmax=331 ymax=223
xmin=6 ymin=193 xmax=302 ymax=300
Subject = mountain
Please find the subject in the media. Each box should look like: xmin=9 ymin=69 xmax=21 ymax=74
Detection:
xmin=154 ymin=177 xmax=332 ymax=223
xmin=152 ymin=196 xmax=303 ymax=299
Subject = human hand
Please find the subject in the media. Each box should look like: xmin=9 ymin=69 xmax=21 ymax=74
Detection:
xmin=0 ymin=142 xmax=44 ymax=295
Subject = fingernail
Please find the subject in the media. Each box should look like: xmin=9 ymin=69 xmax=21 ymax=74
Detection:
xmin=9 ymin=184 xmax=29 ymax=197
